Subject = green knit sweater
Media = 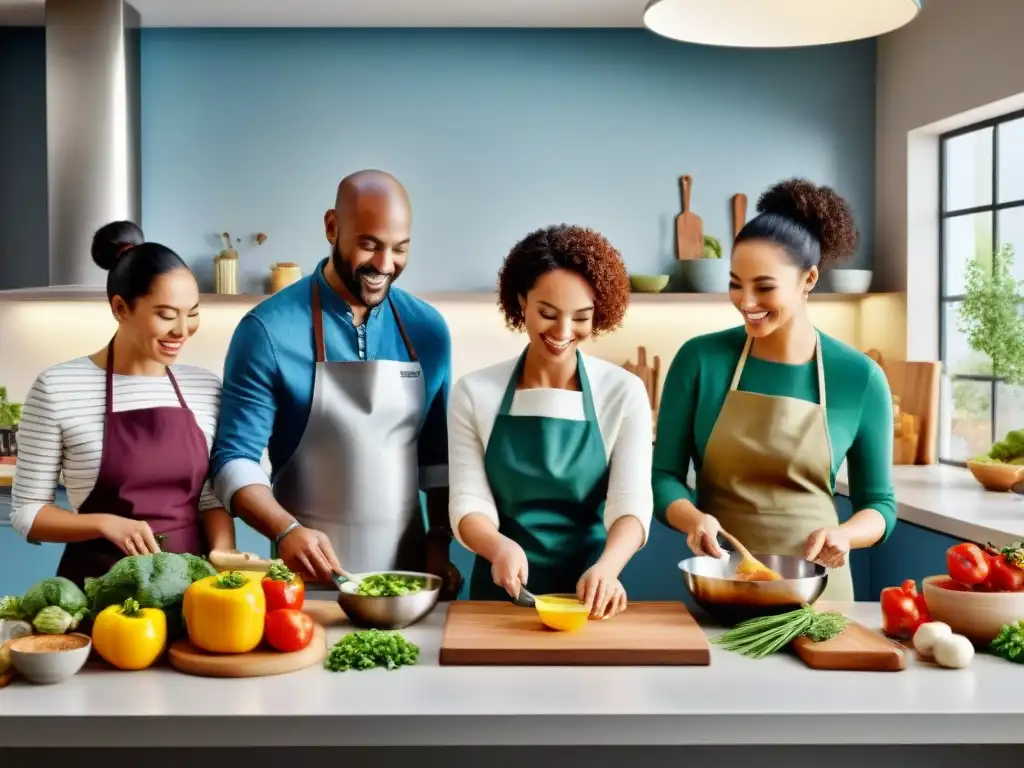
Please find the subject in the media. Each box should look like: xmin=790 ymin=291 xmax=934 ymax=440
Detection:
xmin=651 ymin=325 xmax=897 ymax=543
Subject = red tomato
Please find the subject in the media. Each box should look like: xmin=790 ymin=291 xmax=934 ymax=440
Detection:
xmin=264 ymin=609 xmax=314 ymax=653
xmin=946 ymin=542 xmax=989 ymax=586
xmin=984 ymin=554 xmax=1024 ymax=592
xmin=262 ymin=563 xmax=305 ymax=612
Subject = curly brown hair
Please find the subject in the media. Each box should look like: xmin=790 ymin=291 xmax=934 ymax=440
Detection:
xmin=497 ymin=224 xmax=630 ymax=336
xmin=738 ymin=178 xmax=859 ymax=269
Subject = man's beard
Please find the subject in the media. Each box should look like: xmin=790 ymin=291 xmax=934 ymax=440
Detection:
xmin=332 ymin=243 xmax=393 ymax=308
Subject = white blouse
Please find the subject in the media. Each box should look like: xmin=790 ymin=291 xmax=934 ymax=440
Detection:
xmin=447 ymin=352 xmax=654 ymax=549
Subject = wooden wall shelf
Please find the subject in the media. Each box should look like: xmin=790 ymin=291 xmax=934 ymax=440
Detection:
xmin=0 ymin=287 xmax=899 ymax=304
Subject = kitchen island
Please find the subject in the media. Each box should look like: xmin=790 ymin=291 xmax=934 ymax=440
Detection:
xmin=1 ymin=601 xmax=1021 ymax=765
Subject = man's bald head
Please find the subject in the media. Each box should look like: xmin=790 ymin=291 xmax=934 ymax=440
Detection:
xmin=324 ymin=169 xmax=412 ymax=309
xmin=335 ymin=169 xmax=410 ymax=213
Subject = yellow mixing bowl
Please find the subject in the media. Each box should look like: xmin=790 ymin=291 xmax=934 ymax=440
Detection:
xmin=534 ymin=594 xmax=590 ymax=632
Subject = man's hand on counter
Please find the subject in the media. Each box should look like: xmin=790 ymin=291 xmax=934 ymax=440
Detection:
xmin=277 ymin=524 xmax=343 ymax=583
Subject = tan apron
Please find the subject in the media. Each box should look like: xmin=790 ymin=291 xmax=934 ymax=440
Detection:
xmin=698 ymin=332 xmax=854 ymax=601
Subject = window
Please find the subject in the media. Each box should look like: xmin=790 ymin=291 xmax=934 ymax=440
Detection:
xmin=938 ymin=109 xmax=1024 ymax=465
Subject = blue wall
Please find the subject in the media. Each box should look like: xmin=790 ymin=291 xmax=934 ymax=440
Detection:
xmin=139 ymin=29 xmax=878 ymax=293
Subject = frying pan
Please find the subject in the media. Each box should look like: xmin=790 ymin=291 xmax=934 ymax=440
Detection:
xmin=678 ymin=552 xmax=828 ymax=626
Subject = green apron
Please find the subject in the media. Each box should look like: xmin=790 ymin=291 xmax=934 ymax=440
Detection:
xmin=468 ymin=348 xmax=611 ymax=600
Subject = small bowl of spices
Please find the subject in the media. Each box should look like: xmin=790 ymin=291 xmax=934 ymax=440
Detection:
xmin=9 ymin=633 xmax=92 ymax=684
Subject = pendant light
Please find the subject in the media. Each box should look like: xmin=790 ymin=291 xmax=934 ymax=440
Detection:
xmin=642 ymin=0 xmax=922 ymax=48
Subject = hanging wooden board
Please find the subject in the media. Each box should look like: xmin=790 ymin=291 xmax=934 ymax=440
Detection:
xmin=675 ymin=175 xmax=704 ymax=260
xmin=732 ymin=193 xmax=747 ymax=240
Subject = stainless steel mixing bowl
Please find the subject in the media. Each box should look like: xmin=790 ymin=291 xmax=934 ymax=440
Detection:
xmin=335 ymin=570 xmax=442 ymax=630
xmin=678 ymin=553 xmax=828 ymax=626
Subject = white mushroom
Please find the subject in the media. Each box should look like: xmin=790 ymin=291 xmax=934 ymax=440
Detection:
xmin=912 ymin=621 xmax=952 ymax=657
xmin=932 ymin=633 xmax=975 ymax=669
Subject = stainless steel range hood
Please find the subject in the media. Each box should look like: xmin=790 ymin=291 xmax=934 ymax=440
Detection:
xmin=46 ymin=0 xmax=141 ymax=287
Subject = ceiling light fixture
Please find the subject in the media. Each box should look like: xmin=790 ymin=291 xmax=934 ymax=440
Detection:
xmin=642 ymin=0 xmax=922 ymax=49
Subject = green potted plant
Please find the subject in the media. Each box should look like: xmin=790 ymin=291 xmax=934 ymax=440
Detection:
xmin=0 ymin=386 xmax=23 ymax=458
xmin=676 ymin=234 xmax=729 ymax=293
xmin=956 ymin=242 xmax=1024 ymax=489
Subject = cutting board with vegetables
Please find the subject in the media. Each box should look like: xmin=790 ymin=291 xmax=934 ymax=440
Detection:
xmin=792 ymin=621 xmax=907 ymax=671
xmin=439 ymin=601 xmax=711 ymax=665
xmin=675 ymin=175 xmax=704 ymax=260
xmin=168 ymin=621 xmax=327 ymax=678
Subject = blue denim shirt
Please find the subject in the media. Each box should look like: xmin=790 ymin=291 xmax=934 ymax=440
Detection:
xmin=210 ymin=258 xmax=452 ymax=510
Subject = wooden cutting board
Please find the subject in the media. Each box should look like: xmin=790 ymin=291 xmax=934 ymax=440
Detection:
xmin=439 ymin=601 xmax=711 ymax=666
xmin=675 ymin=175 xmax=704 ymax=260
xmin=168 ymin=620 xmax=328 ymax=678
xmin=732 ymin=193 xmax=747 ymax=240
xmin=792 ymin=621 xmax=907 ymax=671
xmin=623 ymin=345 xmax=661 ymax=412
xmin=864 ymin=349 xmax=940 ymax=464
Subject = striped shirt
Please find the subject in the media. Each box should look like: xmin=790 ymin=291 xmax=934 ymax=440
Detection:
xmin=10 ymin=357 xmax=224 ymax=538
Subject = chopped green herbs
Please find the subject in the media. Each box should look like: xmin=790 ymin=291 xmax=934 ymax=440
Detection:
xmin=355 ymin=573 xmax=426 ymax=597
xmin=711 ymin=605 xmax=849 ymax=659
xmin=324 ymin=629 xmax=420 ymax=672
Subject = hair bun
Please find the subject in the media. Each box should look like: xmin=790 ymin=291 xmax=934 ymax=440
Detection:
xmin=91 ymin=220 xmax=146 ymax=271
xmin=756 ymin=178 xmax=859 ymax=266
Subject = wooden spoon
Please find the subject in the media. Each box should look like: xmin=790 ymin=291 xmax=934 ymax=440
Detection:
xmin=719 ymin=529 xmax=783 ymax=581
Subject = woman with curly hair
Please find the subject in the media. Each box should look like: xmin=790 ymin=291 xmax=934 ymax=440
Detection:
xmin=652 ymin=179 xmax=896 ymax=601
xmin=448 ymin=224 xmax=653 ymax=617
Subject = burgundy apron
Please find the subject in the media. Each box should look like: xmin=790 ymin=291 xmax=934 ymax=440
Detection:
xmin=56 ymin=338 xmax=210 ymax=587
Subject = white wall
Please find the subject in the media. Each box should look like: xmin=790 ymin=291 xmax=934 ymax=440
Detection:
xmin=875 ymin=0 xmax=1024 ymax=360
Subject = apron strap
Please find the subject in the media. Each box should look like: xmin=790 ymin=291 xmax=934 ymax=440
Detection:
xmin=165 ymin=368 xmax=189 ymax=409
xmin=310 ymin=277 xmax=419 ymax=364
xmin=104 ymin=338 xmax=188 ymax=410
xmin=730 ymin=332 xmax=827 ymax=410
xmin=814 ymin=331 xmax=827 ymax=411
xmin=496 ymin=348 xmax=598 ymax=423
xmin=388 ymin=295 xmax=419 ymax=363
xmin=497 ymin=349 xmax=528 ymax=416
xmin=729 ymin=335 xmax=754 ymax=391
xmin=311 ymin=279 xmax=327 ymax=363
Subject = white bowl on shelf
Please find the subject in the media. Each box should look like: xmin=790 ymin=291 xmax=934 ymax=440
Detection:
xmin=827 ymin=269 xmax=873 ymax=294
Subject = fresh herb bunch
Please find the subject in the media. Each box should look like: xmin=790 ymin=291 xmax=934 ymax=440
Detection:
xmin=355 ymin=573 xmax=426 ymax=597
xmin=711 ymin=605 xmax=849 ymax=659
xmin=989 ymin=619 xmax=1024 ymax=663
xmin=958 ymin=243 xmax=1024 ymax=386
xmin=265 ymin=560 xmax=296 ymax=582
xmin=324 ymin=629 xmax=420 ymax=672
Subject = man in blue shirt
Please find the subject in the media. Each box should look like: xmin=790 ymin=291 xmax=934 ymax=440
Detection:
xmin=211 ymin=169 xmax=462 ymax=599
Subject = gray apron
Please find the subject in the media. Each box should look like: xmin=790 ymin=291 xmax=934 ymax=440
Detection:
xmin=271 ymin=279 xmax=427 ymax=586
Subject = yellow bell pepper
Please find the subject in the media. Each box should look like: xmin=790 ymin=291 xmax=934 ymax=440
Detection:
xmin=183 ymin=570 xmax=266 ymax=653
xmin=92 ymin=598 xmax=167 ymax=670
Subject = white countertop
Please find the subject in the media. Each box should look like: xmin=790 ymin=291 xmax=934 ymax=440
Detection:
xmin=1 ymin=601 xmax=1021 ymax=747
xmin=835 ymin=464 xmax=1024 ymax=545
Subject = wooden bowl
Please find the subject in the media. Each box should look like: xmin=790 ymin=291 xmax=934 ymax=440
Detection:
xmin=921 ymin=574 xmax=1024 ymax=645
xmin=966 ymin=459 xmax=1024 ymax=492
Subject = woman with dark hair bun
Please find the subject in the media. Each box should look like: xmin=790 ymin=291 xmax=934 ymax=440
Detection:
xmin=11 ymin=221 xmax=236 ymax=586
xmin=652 ymin=179 xmax=896 ymax=602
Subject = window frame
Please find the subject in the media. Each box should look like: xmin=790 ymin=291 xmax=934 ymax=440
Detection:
xmin=938 ymin=107 xmax=1024 ymax=466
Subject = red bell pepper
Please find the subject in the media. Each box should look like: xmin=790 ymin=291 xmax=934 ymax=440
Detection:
xmin=262 ymin=561 xmax=305 ymax=612
xmin=880 ymin=579 xmax=929 ymax=639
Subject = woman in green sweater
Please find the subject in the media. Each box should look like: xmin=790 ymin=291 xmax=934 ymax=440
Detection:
xmin=652 ymin=178 xmax=896 ymax=601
